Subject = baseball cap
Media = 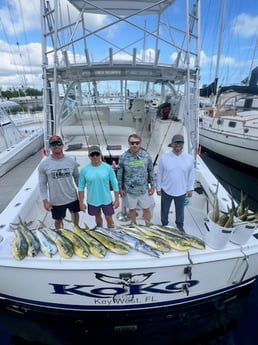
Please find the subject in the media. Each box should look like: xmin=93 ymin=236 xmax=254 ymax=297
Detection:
xmin=88 ymin=145 xmax=101 ymax=155
xmin=168 ymin=134 xmax=184 ymax=147
xmin=49 ymin=135 xmax=63 ymax=145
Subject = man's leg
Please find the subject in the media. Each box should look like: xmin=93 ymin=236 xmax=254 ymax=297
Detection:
xmin=160 ymin=189 xmax=173 ymax=226
xmin=174 ymin=194 xmax=186 ymax=231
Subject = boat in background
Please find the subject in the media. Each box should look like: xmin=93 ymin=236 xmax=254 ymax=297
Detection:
xmin=11 ymin=112 xmax=44 ymax=131
xmin=0 ymin=1 xmax=258 ymax=334
xmin=199 ymin=67 xmax=258 ymax=171
xmin=0 ymin=101 xmax=44 ymax=177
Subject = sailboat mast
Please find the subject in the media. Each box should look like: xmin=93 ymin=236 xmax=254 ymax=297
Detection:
xmin=214 ymin=0 xmax=226 ymax=94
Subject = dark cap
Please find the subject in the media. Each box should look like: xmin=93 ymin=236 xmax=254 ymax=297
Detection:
xmin=49 ymin=135 xmax=63 ymax=145
xmin=88 ymin=145 xmax=101 ymax=155
xmin=168 ymin=134 xmax=184 ymax=147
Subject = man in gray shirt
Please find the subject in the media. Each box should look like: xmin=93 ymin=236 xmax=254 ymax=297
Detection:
xmin=38 ymin=135 xmax=80 ymax=229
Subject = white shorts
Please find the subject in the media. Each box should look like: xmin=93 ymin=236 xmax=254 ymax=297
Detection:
xmin=124 ymin=191 xmax=154 ymax=209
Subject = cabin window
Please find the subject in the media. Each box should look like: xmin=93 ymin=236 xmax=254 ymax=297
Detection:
xmin=217 ymin=119 xmax=223 ymax=125
xmin=244 ymin=128 xmax=249 ymax=133
xmin=228 ymin=121 xmax=236 ymax=128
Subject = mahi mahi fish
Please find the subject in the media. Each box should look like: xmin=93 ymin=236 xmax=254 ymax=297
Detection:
xmin=12 ymin=228 xmax=28 ymax=260
xmin=223 ymin=207 xmax=235 ymax=228
xmin=216 ymin=212 xmax=229 ymax=227
xmin=95 ymin=227 xmax=160 ymax=258
xmin=131 ymin=224 xmax=191 ymax=251
xmin=149 ymin=224 xmax=205 ymax=250
xmin=38 ymin=221 xmax=74 ymax=259
xmin=118 ymin=226 xmax=171 ymax=253
xmin=85 ymin=228 xmax=131 ymax=255
xmin=210 ymin=183 xmax=220 ymax=223
xmin=57 ymin=228 xmax=90 ymax=259
xmin=33 ymin=228 xmax=58 ymax=258
xmin=236 ymin=190 xmax=248 ymax=218
xmin=65 ymin=220 xmax=107 ymax=258
xmin=18 ymin=218 xmax=40 ymax=257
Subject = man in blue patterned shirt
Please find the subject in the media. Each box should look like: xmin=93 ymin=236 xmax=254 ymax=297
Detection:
xmin=117 ymin=134 xmax=155 ymax=225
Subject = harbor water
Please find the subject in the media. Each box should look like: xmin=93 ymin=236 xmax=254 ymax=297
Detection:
xmin=0 ymin=150 xmax=258 ymax=345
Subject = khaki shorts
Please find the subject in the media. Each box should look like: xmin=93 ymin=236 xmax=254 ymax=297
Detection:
xmin=124 ymin=191 xmax=154 ymax=209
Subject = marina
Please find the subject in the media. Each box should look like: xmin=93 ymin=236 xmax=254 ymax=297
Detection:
xmin=0 ymin=0 xmax=258 ymax=344
xmin=198 ymin=0 xmax=258 ymax=172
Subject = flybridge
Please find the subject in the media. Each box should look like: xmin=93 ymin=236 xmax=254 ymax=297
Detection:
xmin=48 ymin=61 xmax=195 ymax=84
xmin=69 ymin=0 xmax=176 ymax=16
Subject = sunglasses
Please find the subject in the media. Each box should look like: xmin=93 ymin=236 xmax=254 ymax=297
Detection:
xmin=89 ymin=152 xmax=100 ymax=157
xmin=129 ymin=141 xmax=140 ymax=145
xmin=50 ymin=142 xmax=63 ymax=147
xmin=173 ymin=141 xmax=184 ymax=145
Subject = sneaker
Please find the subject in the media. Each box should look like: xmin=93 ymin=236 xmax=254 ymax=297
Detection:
xmin=177 ymin=227 xmax=186 ymax=233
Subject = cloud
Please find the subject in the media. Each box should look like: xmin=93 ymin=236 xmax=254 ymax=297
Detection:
xmin=231 ymin=13 xmax=258 ymax=38
xmin=0 ymin=0 xmax=40 ymax=37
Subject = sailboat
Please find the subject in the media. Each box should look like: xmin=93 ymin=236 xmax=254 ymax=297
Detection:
xmin=0 ymin=0 xmax=257 ymax=328
xmin=0 ymin=101 xmax=44 ymax=177
xmin=199 ymin=67 xmax=258 ymax=171
xmin=198 ymin=0 xmax=258 ymax=171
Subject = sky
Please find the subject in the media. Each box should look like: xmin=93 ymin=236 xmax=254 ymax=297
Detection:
xmin=0 ymin=0 xmax=257 ymax=92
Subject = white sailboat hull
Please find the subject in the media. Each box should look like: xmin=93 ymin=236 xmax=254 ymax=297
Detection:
xmin=199 ymin=126 xmax=258 ymax=169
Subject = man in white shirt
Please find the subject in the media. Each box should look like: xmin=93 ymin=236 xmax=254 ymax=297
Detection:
xmin=156 ymin=134 xmax=194 ymax=232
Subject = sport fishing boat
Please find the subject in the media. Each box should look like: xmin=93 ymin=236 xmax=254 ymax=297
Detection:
xmin=0 ymin=0 xmax=258 ymax=332
xmin=0 ymin=101 xmax=44 ymax=177
xmin=199 ymin=67 xmax=258 ymax=171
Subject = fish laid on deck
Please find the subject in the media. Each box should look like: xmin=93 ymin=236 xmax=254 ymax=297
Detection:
xmin=65 ymin=220 xmax=107 ymax=258
xmin=85 ymin=228 xmax=131 ymax=255
xmin=95 ymin=227 xmax=160 ymax=258
xmin=57 ymin=228 xmax=90 ymax=259
xmin=12 ymin=229 xmax=28 ymax=261
xmin=118 ymin=226 xmax=171 ymax=253
xmin=131 ymin=224 xmax=204 ymax=251
xmin=33 ymin=228 xmax=58 ymax=258
xmin=14 ymin=218 xmax=40 ymax=257
xmin=38 ymin=221 xmax=74 ymax=259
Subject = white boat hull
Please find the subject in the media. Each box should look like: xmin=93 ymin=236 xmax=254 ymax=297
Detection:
xmin=0 ymin=127 xmax=44 ymax=177
xmin=0 ymin=155 xmax=257 ymax=314
xmin=0 ymin=259 xmax=256 ymax=313
xmin=199 ymin=126 xmax=258 ymax=169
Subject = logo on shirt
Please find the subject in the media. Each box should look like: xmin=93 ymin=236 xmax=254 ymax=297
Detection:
xmin=51 ymin=168 xmax=71 ymax=179
xmin=129 ymin=160 xmax=144 ymax=168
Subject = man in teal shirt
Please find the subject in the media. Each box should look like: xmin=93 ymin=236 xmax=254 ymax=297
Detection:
xmin=78 ymin=145 xmax=119 ymax=228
